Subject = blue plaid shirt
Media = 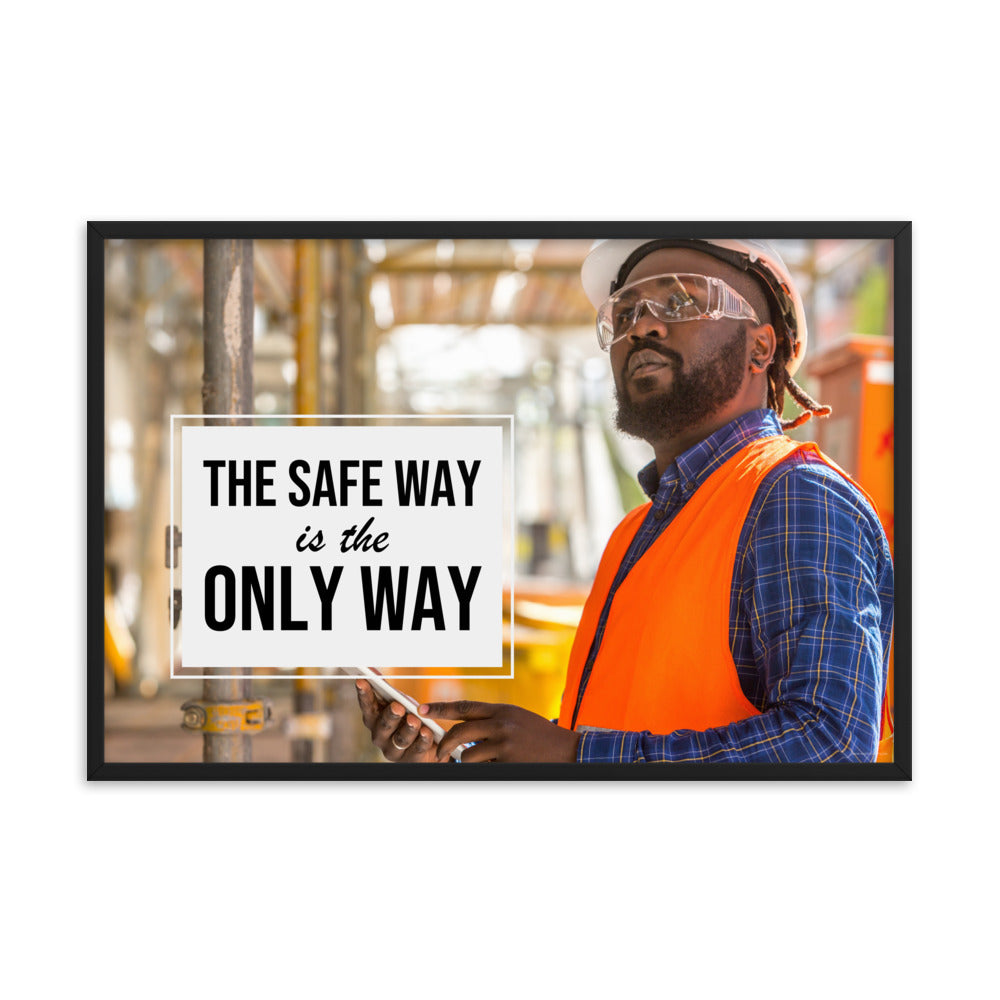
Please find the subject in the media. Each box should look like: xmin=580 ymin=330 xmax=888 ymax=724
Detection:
xmin=575 ymin=409 xmax=894 ymax=763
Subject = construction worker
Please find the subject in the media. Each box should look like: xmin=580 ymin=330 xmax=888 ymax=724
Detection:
xmin=355 ymin=238 xmax=894 ymax=763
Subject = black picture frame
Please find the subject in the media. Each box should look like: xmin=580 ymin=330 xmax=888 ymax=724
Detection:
xmin=88 ymin=221 xmax=911 ymax=781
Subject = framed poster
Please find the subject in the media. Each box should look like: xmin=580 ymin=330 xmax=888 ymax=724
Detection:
xmin=88 ymin=222 xmax=910 ymax=779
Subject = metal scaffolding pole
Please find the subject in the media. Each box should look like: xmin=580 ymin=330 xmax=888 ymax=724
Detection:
xmin=199 ymin=239 xmax=255 ymax=763
xmin=337 ymin=239 xmax=367 ymax=414
xmin=294 ymin=240 xmax=321 ymax=423
xmin=326 ymin=239 xmax=376 ymax=759
xmin=290 ymin=239 xmax=324 ymax=762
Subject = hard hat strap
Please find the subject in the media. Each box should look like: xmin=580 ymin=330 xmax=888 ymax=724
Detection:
xmin=611 ymin=239 xmax=750 ymax=295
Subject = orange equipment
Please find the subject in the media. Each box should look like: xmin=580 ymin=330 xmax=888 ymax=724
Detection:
xmin=806 ymin=335 xmax=894 ymax=761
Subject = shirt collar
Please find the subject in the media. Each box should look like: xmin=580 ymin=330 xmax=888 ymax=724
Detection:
xmin=637 ymin=409 xmax=784 ymax=499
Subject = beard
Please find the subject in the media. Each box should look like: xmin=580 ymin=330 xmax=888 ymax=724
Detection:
xmin=614 ymin=324 xmax=747 ymax=442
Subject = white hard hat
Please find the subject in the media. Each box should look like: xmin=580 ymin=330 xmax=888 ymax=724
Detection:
xmin=581 ymin=238 xmax=808 ymax=376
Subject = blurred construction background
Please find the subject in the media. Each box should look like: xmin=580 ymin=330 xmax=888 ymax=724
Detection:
xmin=102 ymin=236 xmax=894 ymax=763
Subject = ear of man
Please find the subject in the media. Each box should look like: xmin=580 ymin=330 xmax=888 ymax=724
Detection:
xmin=749 ymin=323 xmax=777 ymax=374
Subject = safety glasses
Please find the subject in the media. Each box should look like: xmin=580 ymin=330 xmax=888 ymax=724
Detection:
xmin=596 ymin=273 xmax=760 ymax=350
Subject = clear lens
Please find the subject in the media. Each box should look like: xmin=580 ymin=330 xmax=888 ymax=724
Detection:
xmin=596 ymin=273 xmax=759 ymax=350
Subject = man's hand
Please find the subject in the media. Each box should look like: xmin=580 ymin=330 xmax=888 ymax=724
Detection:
xmin=419 ymin=701 xmax=581 ymax=763
xmin=355 ymin=679 xmax=443 ymax=763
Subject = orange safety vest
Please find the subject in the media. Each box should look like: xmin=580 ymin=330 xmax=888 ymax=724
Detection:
xmin=557 ymin=435 xmax=894 ymax=761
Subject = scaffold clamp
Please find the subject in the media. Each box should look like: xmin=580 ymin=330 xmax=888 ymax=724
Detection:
xmin=180 ymin=699 xmax=274 ymax=733
xmin=165 ymin=525 xmax=182 ymax=568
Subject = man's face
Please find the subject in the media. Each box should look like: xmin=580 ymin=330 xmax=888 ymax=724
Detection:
xmin=608 ymin=248 xmax=754 ymax=443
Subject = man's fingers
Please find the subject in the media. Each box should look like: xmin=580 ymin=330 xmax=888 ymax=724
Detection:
xmin=435 ymin=719 xmax=497 ymax=761
xmin=387 ymin=713 xmax=423 ymax=758
xmin=375 ymin=705 xmax=421 ymax=761
xmin=454 ymin=740 xmax=499 ymax=764
xmin=398 ymin=714 xmax=423 ymax=746
xmin=356 ymin=681 xmax=443 ymax=763
xmin=402 ymin=726 xmax=438 ymax=762
xmin=373 ymin=701 xmax=406 ymax=749
xmin=419 ymin=700 xmax=497 ymax=721
xmin=355 ymin=680 xmax=384 ymax=729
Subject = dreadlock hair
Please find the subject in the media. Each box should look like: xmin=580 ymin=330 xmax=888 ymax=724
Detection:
xmin=732 ymin=270 xmax=832 ymax=431
xmin=767 ymin=325 xmax=832 ymax=430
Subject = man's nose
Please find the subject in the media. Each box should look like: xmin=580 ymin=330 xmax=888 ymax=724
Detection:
xmin=628 ymin=301 xmax=667 ymax=340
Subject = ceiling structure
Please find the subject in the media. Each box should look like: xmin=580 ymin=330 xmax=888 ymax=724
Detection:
xmin=103 ymin=234 xmax=887 ymax=437
xmin=106 ymin=238 xmax=601 ymax=411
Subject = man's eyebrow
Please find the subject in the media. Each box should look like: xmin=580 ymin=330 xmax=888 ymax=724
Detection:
xmin=615 ymin=286 xmax=642 ymax=305
xmin=653 ymin=274 xmax=695 ymax=295
xmin=618 ymin=274 xmax=677 ymax=299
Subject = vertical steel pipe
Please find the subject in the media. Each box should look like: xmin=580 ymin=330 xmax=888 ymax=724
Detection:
xmin=295 ymin=240 xmax=321 ymax=423
xmin=337 ymin=239 xmax=365 ymax=414
xmin=292 ymin=240 xmax=323 ymax=762
xmin=330 ymin=239 xmax=372 ymax=760
xmin=201 ymin=239 xmax=254 ymax=763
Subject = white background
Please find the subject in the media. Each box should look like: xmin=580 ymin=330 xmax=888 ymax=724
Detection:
xmin=181 ymin=425 xmax=504 ymax=668
xmin=4 ymin=3 xmax=995 ymax=998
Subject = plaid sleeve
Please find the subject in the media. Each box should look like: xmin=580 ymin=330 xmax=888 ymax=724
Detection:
xmin=577 ymin=460 xmax=892 ymax=763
